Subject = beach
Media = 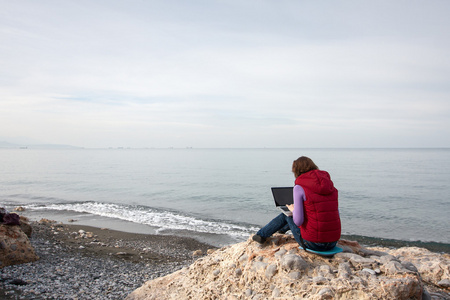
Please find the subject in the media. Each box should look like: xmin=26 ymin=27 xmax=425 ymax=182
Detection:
xmin=0 ymin=219 xmax=215 ymax=299
xmin=2 ymin=217 xmax=450 ymax=300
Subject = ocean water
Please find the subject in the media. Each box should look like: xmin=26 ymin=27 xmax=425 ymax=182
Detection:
xmin=1 ymin=148 xmax=449 ymax=247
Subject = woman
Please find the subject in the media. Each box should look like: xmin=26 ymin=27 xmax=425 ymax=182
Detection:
xmin=252 ymin=156 xmax=341 ymax=251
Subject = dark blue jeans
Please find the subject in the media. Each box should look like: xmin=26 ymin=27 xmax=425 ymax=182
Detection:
xmin=256 ymin=213 xmax=337 ymax=251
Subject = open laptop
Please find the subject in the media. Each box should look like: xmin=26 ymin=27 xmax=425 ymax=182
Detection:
xmin=271 ymin=187 xmax=293 ymax=216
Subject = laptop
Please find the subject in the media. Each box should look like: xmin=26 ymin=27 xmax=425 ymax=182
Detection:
xmin=271 ymin=187 xmax=293 ymax=216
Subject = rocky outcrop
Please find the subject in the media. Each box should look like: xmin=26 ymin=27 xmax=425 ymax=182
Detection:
xmin=126 ymin=235 xmax=450 ymax=300
xmin=388 ymin=247 xmax=450 ymax=289
xmin=0 ymin=224 xmax=39 ymax=268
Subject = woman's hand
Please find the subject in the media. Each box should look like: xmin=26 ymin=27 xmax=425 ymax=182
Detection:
xmin=286 ymin=204 xmax=294 ymax=212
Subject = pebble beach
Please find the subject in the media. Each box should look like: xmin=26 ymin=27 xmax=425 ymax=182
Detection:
xmin=0 ymin=220 xmax=215 ymax=299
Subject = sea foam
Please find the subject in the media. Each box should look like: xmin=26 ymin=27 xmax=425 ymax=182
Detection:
xmin=23 ymin=202 xmax=259 ymax=238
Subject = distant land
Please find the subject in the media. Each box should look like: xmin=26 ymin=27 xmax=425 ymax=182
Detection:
xmin=0 ymin=141 xmax=82 ymax=149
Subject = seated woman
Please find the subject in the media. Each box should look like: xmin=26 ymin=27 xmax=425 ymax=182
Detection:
xmin=253 ymin=156 xmax=341 ymax=251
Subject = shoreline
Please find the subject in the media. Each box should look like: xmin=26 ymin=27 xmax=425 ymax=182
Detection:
xmin=1 ymin=220 xmax=216 ymax=299
xmin=31 ymin=220 xmax=216 ymax=263
xmin=11 ymin=206 xmax=450 ymax=253
xmin=341 ymin=234 xmax=450 ymax=254
xmin=9 ymin=207 xmax=245 ymax=247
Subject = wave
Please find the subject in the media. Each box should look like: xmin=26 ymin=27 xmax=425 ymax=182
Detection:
xmin=11 ymin=201 xmax=450 ymax=252
xmin=23 ymin=201 xmax=259 ymax=238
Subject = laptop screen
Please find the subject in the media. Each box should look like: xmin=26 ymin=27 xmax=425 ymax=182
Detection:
xmin=271 ymin=187 xmax=293 ymax=206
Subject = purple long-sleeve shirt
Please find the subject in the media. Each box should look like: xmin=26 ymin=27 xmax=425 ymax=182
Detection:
xmin=292 ymin=185 xmax=305 ymax=226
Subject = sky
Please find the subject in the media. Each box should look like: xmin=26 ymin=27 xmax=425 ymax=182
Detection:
xmin=1 ymin=0 xmax=449 ymax=148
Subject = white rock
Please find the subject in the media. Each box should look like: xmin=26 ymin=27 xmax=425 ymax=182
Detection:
xmin=265 ymin=264 xmax=278 ymax=279
xmin=361 ymin=268 xmax=376 ymax=275
xmin=280 ymin=254 xmax=308 ymax=272
xmin=124 ymin=236 xmax=437 ymax=300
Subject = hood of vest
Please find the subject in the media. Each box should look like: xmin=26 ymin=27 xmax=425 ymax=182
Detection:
xmin=294 ymin=169 xmax=335 ymax=195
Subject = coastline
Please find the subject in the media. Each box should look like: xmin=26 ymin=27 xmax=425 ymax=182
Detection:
xmin=1 ymin=220 xmax=215 ymax=299
xmin=8 ymin=207 xmax=244 ymax=247
xmin=341 ymin=234 xmax=450 ymax=254
xmin=11 ymin=205 xmax=450 ymax=252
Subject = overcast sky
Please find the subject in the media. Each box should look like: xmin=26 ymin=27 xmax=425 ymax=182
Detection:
xmin=1 ymin=0 xmax=449 ymax=148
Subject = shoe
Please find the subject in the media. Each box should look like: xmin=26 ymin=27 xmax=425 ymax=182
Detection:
xmin=252 ymin=234 xmax=266 ymax=244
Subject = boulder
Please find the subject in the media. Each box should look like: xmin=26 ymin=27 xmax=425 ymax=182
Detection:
xmin=387 ymin=247 xmax=450 ymax=287
xmin=0 ymin=224 xmax=39 ymax=268
xmin=19 ymin=216 xmax=33 ymax=238
xmin=126 ymin=235 xmax=428 ymax=300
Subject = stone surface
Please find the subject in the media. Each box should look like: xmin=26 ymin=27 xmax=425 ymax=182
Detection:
xmin=126 ymin=235 xmax=438 ymax=300
xmin=19 ymin=217 xmax=33 ymax=238
xmin=0 ymin=224 xmax=39 ymax=268
xmin=438 ymin=279 xmax=450 ymax=288
xmin=388 ymin=247 xmax=450 ymax=287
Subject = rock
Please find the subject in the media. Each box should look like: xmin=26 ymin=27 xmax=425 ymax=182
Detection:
xmin=437 ymin=278 xmax=450 ymax=288
xmin=378 ymin=276 xmax=423 ymax=299
xmin=0 ymin=225 xmax=39 ymax=268
xmin=19 ymin=219 xmax=33 ymax=238
xmin=357 ymin=247 xmax=389 ymax=257
xmin=265 ymin=264 xmax=277 ymax=279
xmin=288 ymin=271 xmax=302 ymax=279
xmin=361 ymin=268 xmax=376 ymax=275
xmin=38 ymin=218 xmax=56 ymax=225
xmin=337 ymin=262 xmax=352 ymax=279
xmin=9 ymin=278 xmax=28 ymax=285
xmin=313 ymin=276 xmax=328 ymax=284
xmin=244 ymin=288 xmax=252 ymax=296
xmin=422 ymin=288 xmax=431 ymax=300
xmin=335 ymin=252 xmax=377 ymax=268
xmin=115 ymin=252 xmax=132 ymax=257
xmin=252 ymin=261 xmax=268 ymax=272
xmin=272 ymin=287 xmax=281 ymax=297
xmin=387 ymin=247 xmax=450 ymax=286
xmin=125 ymin=236 xmax=426 ymax=300
xmin=338 ymin=239 xmax=363 ymax=252
xmin=316 ymin=264 xmax=334 ymax=278
xmin=317 ymin=287 xmax=334 ymax=299
xmin=280 ymin=254 xmax=308 ymax=272
xmin=381 ymin=261 xmax=410 ymax=275
xmin=14 ymin=206 xmax=25 ymax=212
xmin=1 ymin=212 xmax=20 ymax=225
xmin=192 ymin=250 xmax=203 ymax=257
xmin=378 ymin=254 xmax=398 ymax=264
xmin=401 ymin=260 xmax=419 ymax=273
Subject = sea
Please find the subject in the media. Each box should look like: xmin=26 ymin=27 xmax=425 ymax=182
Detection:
xmin=1 ymin=148 xmax=449 ymax=250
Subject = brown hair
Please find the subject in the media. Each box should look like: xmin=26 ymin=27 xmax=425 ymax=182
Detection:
xmin=292 ymin=156 xmax=318 ymax=178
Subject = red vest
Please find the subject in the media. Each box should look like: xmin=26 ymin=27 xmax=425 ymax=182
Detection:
xmin=295 ymin=170 xmax=341 ymax=243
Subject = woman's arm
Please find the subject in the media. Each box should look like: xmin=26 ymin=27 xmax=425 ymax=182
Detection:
xmin=292 ymin=185 xmax=305 ymax=226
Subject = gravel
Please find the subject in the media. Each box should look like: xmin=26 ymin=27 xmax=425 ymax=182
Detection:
xmin=0 ymin=222 xmax=214 ymax=299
